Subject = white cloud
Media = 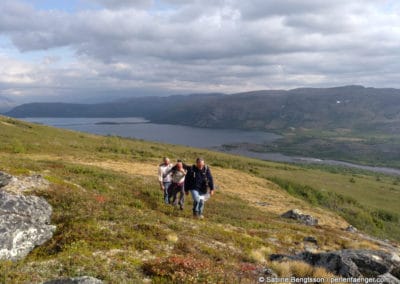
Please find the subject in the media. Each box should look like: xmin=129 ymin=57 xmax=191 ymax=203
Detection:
xmin=0 ymin=0 xmax=400 ymax=103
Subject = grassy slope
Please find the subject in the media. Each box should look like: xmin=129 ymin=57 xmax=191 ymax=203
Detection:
xmin=0 ymin=116 xmax=399 ymax=283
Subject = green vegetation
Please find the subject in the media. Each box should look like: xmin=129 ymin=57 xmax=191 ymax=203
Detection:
xmin=250 ymin=129 xmax=400 ymax=169
xmin=269 ymin=177 xmax=400 ymax=240
xmin=0 ymin=115 xmax=399 ymax=282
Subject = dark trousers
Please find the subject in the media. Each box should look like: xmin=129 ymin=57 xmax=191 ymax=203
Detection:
xmin=168 ymin=183 xmax=185 ymax=207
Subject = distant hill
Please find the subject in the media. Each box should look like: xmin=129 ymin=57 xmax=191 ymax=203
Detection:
xmin=6 ymin=85 xmax=400 ymax=134
xmin=0 ymin=95 xmax=16 ymax=112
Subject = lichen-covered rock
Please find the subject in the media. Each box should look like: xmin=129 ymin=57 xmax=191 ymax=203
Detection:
xmin=43 ymin=276 xmax=103 ymax=284
xmin=2 ymin=174 xmax=49 ymax=194
xmin=281 ymin=209 xmax=318 ymax=226
xmin=0 ymin=171 xmax=13 ymax=188
xmin=0 ymin=190 xmax=56 ymax=260
xmin=270 ymin=249 xmax=400 ymax=281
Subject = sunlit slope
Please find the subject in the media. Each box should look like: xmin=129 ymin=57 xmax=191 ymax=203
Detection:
xmin=0 ymin=115 xmax=398 ymax=282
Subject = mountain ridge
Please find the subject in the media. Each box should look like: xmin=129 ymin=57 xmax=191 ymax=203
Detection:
xmin=5 ymin=85 xmax=400 ymax=134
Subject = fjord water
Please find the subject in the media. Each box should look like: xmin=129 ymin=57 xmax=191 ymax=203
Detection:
xmin=23 ymin=117 xmax=280 ymax=148
xmin=23 ymin=117 xmax=400 ymax=176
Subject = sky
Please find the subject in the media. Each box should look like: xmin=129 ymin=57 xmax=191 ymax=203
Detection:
xmin=1 ymin=0 xmax=400 ymax=109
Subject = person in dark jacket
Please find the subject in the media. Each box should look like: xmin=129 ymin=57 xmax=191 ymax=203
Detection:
xmin=184 ymin=157 xmax=215 ymax=219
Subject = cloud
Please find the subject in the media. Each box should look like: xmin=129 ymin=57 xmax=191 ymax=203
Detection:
xmin=0 ymin=0 xmax=400 ymax=103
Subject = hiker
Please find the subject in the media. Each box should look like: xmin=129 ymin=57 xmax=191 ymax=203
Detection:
xmin=158 ymin=157 xmax=173 ymax=204
xmin=185 ymin=157 xmax=215 ymax=219
xmin=164 ymin=160 xmax=188 ymax=210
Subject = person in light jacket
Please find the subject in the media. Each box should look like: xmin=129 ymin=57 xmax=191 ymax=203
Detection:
xmin=158 ymin=157 xmax=173 ymax=204
xmin=165 ymin=160 xmax=188 ymax=210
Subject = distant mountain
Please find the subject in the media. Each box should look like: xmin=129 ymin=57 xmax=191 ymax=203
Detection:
xmin=5 ymin=86 xmax=400 ymax=134
xmin=0 ymin=96 xmax=16 ymax=112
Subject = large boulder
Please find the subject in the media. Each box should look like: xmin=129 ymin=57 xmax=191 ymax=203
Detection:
xmin=281 ymin=209 xmax=318 ymax=226
xmin=43 ymin=276 xmax=103 ymax=284
xmin=271 ymin=249 xmax=400 ymax=280
xmin=0 ymin=190 xmax=56 ymax=260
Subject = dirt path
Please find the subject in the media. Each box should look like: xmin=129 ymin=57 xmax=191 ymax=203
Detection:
xmin=9 ymin=153 xmax=397 ymax=251
xmin=19 ymin=154 xmax=348 ymax=229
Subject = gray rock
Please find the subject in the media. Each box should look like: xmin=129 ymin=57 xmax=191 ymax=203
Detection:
xmin=0 ymin=171 xmax=12 ymax=188
xmin=377 ymin=273 xmax=400 ymax=284
xmin=0 ymin=190 xmax=56 ymax=260
xmin=303 ymin=236 xmax=318 ymax=245
xmin=346 ymin=225 xmax=358 ymax=232
xmin=270 ymin=249 xmax=400 ymax=280
xmin=281 ymin=209 xmax=318 ymax=226
xmin=263 ymin=267 xmax=278 ymax=277
xmin=43 ymin=276 xmax=103 ymax=284
xmin=2 ymin=174 xmax=49 ymax=194
xmin=303 ymin=238 xmax=319 ymax=253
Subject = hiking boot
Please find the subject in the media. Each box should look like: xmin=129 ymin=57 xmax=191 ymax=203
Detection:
xmin=179 ymin=204 xmax=184 ymax=210
xmin=193 ymin=214 xmax=204 ymax=219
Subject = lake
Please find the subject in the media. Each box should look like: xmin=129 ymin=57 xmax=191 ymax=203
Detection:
xmin=23 ymin=117 xmax=280 ymax=148
xmin=23 ymin=117 xmax=400 ymax=176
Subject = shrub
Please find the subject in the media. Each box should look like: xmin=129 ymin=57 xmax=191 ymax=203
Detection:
xmin=269 ymin=177 xmax=399 ymax=241
xmin=142 ymin=255 xmax=221 ymax=283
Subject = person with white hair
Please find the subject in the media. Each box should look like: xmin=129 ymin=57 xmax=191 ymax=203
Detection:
xmin=158 ymin=157 xmax=173 ymax=204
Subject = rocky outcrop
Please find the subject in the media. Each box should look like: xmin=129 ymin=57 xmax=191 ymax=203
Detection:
xmin=1 ymin=173 xmax=50 ymax=194
xmin=43 ymin=276 xmax=103 ymax=284
xmin=281 ymin=209 xmax=318 ymax=226
xmin=377 ymin=273 xmax=400 ymax=284
xmin=0 ymin=171 xmax=55 ymax=261
xmin=270 ymin=249 xmax=400 ymax=280
xmin=0 ymin=171 xmax=12 ymax=187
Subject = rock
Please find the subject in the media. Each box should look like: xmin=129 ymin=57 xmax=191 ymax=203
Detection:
xmin=0 ymin=190 xmax=56 ymax=260
xmin=270 ymin=249 xmax=400 ymax=280
xmin=281 ymin=209 xmax=318 ymax=226
xmin=391 ymin=253 xmax=400 ymax=263
xmin=43 ymin=276 xmax=103 ymax=284
xmin=0 ymin=171 xmax=13 ymax=188
xmin=377 ymin=273 xmax=400 ymax=284
xmin=263 ymin=267 xmax=278 ymax=277
xmin=303 ymin=236 xmax=318 ymax=245
xmin=346 ymin=225 xmax=357 ymax=232
xmin=303 ymin=237 xmax=319 ymax=253
xmin=2 ymin=174 xmax=49 ymax=194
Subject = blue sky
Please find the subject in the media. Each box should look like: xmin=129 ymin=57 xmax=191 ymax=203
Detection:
xmin=1 ymin=0 xmax=400 ymax=109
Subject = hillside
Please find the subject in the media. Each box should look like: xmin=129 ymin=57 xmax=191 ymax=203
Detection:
xmin=6 ymin=86 xmax=400 ymax=134
xmin=0 ymin=116 xmax=399 ymax=282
